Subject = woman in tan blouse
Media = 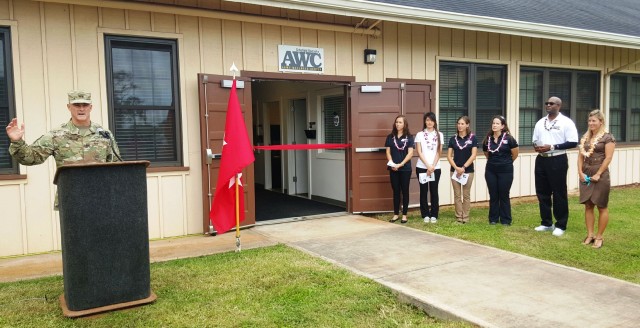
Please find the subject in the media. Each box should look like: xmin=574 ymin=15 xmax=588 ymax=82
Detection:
xmin=578 ymin=110 xmax=616 ymax=249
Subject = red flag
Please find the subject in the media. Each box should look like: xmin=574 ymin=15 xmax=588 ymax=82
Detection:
xmin=210 ymin=80 xmax=255 ymax=234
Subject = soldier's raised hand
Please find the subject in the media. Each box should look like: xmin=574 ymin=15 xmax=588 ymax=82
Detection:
xmin=6 ymin=118 xmax=25 ymax=142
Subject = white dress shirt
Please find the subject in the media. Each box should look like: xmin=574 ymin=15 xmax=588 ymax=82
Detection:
xmin=532 ymin=112 xmax=578 ymax=155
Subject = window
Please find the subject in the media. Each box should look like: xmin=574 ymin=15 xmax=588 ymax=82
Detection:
xmin=0 ymin=27 xmax=16 ymax=174
xmin=322 ymin=95 xmax=345 ymax=152
xmin=610 ymin=74 xmax=640 ymax=142
xmin=105 ymin=35 xmax=181 ymax=166
xmin=439 ymin=62 xmax=506 ymax=139
xmin=519 ymin=70 xmax=543 ymax=144
xmin=518 ymin=67 xmax=600 ymax=141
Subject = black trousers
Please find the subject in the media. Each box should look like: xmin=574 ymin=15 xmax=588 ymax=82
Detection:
xmin=390 ymin=170 xmax=412 ymax=215
xmin=416 ymin=167 xmax=441 ymax=219
xmin=534 ymin=154 xmax=569 ymax=230
xmin=485 ymin=163 xmax=513 ymax=224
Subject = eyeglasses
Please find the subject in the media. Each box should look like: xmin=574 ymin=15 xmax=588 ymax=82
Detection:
xmin=545 ymin=102 xmax=557 ymax=106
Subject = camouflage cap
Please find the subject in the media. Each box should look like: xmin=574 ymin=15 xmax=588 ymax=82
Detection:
xmin=68 ymin=90 xmax=92 ymax=104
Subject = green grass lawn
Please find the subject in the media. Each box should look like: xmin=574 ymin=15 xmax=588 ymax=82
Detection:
xmin=375 ymin=185 xmax=640 ymax=284
xmin=0 ymin=244 xmax=468 ymax=328
xmin=3 ymin=187 xmax=639 ymax=327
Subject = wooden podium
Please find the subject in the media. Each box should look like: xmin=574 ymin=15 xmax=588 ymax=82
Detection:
xmin=54 ymin=161 xmax=156 ymax=317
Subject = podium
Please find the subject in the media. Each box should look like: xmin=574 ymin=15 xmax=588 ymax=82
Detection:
xmin=53 ymin=161 xmax=156 ymax=317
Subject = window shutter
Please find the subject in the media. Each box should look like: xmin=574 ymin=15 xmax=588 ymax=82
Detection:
xmin=548 ymin=71 xmax=572 ymax=112
xmin=476 ymin=66 xmax=505 ymax=133
xmin=630 ymin=77 xmax=640 ymax=141
xmin=439 ymin=64 xmax=468 ymax=138
xmin=575 ymin=73 xmax=599 ymax=136
xmin=519 ymin=70 xmax=542 ymax=143
xmin=609 ymin=76 xmax=626 ymax=140
xmin=0 ymin=29 xmax=15 ymax=172
xmin=0 ymin=108 xmax=10 ymax=169
xmin=114 ymin=109 xmax=177 ymax=162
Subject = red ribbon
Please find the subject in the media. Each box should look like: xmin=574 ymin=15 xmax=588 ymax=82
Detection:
xmin=254 ymin=143 xmax=351 ymax=150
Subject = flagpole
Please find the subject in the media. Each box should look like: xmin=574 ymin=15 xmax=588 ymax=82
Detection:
xmin=210 ymin=61 xmax=253 ymax=248
xmin=231 ymin=62 xmax=242 ymax=252
xmin=235 ymin=173 xmax=241 ymax=252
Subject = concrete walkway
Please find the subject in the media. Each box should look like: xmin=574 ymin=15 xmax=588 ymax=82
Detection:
xmin=2 ymin=215 xmax=639 ymax=327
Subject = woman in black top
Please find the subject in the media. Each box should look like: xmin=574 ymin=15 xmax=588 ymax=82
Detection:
xmin=385 ymin=115 xmax=414 ymax=223
xmin=447 ymin=116 xmax=478 ymax=223
xmin=482 ymin=115 xmax=519 ymax=225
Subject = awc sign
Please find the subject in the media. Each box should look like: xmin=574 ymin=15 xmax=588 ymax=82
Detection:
xmin=278 ymin=45 xmax=324 ymax=74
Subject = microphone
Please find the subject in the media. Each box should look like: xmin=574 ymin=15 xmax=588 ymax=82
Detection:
xmin=96 ymin=127 xmax=123 ymax=162
xmin=96 ymin=128 xmax=111 ymax=139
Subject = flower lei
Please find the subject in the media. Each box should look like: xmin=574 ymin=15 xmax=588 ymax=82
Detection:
xmin=544 ymin=117 xmax=558 ymax=131
xmin=579 ymin=131 xmax=605 ymax=158
xmin=454 ymin=133 xmax=474 ymax=150
xmin=393 ymin=135 xmax=408 ymax=151
xmin=424 ymin=129 xmax=439 ymax=150
xmin=487 ymin=133 xmax=507 ymax=153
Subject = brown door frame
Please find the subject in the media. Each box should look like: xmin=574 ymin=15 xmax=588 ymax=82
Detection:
xmin=199 ymin=71 xmax=355 ymax=232
xmin=243 ymin=71 xmax=354 ymax=209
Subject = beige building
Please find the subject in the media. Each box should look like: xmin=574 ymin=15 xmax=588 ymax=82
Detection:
xmin=1 ymin=0 xmax=639 ymax=257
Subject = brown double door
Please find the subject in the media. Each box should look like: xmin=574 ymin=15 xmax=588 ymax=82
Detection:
xmin=198 ymin=74 xmax=433 ymax=231
xmin=348 ymin=82 xmax=434 ymax=213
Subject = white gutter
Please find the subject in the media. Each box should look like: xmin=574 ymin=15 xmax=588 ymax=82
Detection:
xmin=36 ymin=0 xmax=377 ymax=35
xmin=231 ymin=0 xmax=640 ymax=49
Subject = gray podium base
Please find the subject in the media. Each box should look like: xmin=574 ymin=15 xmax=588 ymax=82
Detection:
xmin=60 ymin=291 xmax=157 ymax=318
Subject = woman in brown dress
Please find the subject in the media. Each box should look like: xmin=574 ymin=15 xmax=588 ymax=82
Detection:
xmin=578 ymin=110 xmax=615 ymax=249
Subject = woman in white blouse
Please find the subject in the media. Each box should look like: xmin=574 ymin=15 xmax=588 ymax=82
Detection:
xmin=415 ymin=112 xmax=444 ymax=223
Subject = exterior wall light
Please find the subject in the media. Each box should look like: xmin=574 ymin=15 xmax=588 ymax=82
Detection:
xmin=364 ymin=49 xmax=377 ymax=64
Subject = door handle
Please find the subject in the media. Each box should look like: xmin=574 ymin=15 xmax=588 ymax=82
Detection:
xmin=206 ymin=149 xmax=222 ymax=164
xmin=355 ymin=147 xmax=386 ymax=153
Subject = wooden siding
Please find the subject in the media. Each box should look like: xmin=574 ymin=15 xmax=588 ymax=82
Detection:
xmin=0 ymin=0 xmax=639 ymax=256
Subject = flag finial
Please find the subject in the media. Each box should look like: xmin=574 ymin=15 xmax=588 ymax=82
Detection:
xmin=230 ymin=62 xmax=239 ymax=80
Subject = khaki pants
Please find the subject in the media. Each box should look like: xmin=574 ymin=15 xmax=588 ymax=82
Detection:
xmin=451 ymin=172 xmax=474 ymax=222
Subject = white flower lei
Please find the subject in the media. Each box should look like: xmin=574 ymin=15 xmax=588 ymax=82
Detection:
xmin=454 ymin=133 xmax=474 ymax=150
xmin=579 ymin=131 xmax=605 ymax=158
xmin=487 ymin=133 xmax=507 ymax=153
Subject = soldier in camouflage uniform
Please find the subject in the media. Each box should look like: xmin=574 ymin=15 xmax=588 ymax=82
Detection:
xmin=5 ymin=90 xmax=121 ymax=207
xmin=6 ymin=90 xmax=121 ymax=166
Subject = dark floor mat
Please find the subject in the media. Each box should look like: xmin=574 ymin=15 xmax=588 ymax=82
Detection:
xmin=255 ymin=188 xmax=345 ymax=221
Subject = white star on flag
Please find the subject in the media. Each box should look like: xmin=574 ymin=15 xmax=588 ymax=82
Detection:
xmin=229 ymin=173 xmax=243 ymax=188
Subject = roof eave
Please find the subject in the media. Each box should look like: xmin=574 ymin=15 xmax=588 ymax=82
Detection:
xmin=234 ymin=0 xmax=640 ymax=49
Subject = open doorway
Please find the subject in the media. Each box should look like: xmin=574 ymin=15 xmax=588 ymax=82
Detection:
xmin=198 ymin=74 xmax=434 ymax=231
xmin=252 ymin=80 xmax=347 ymax=222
